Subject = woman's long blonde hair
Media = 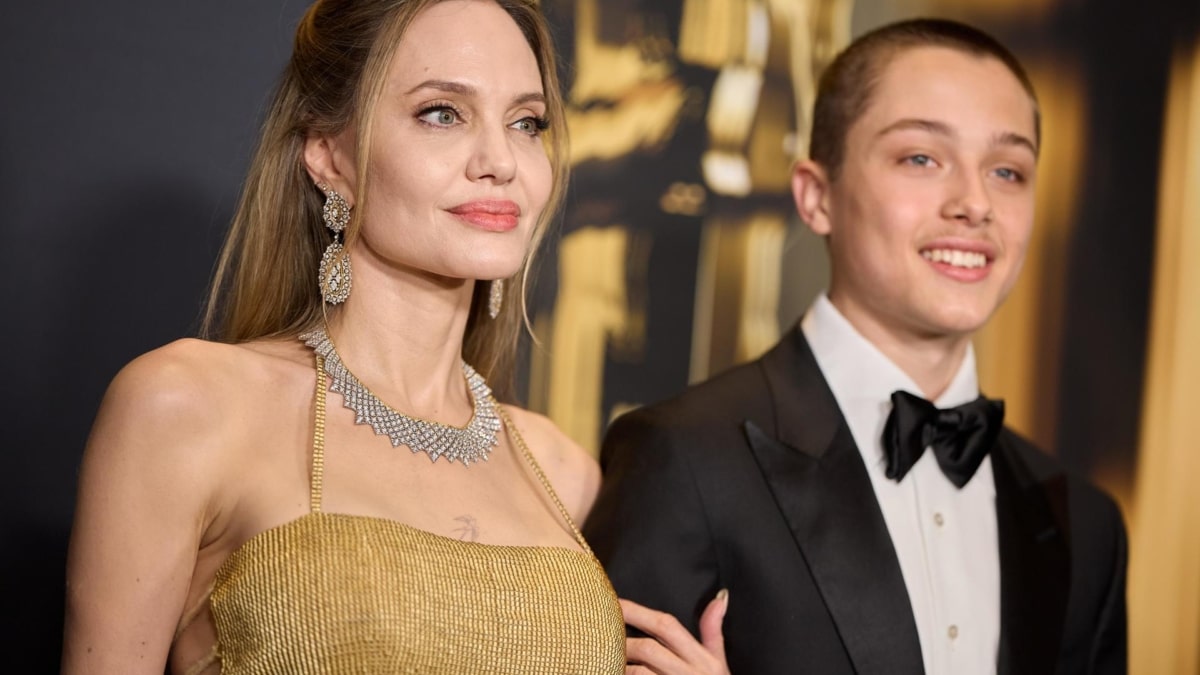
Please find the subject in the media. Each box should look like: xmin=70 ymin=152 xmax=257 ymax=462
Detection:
xmin=202 ymin=0 xmax=568 ymax=401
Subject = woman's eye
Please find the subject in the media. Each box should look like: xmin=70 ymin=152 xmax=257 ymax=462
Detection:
xmin=418 ymin=107 xmax=460 ymax=127
xmin=903 ymin=154 xmax=934 ymax=167
xmin=511 ymin=116 xmax=548 ymax=136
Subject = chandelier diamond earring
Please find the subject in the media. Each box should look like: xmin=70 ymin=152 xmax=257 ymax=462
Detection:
xmin=488 ymin=279 xmax=504 ymax=319
xmin=317 ymin=183 xmax=353 ymax=304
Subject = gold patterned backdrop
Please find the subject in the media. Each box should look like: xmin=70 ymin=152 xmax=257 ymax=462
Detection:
xmin=527 ymin=1 xmax=1200 ymax=672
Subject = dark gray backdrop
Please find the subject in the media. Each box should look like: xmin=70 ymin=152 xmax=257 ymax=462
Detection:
xmin=0 ymin=2 xmax=311 ymax=670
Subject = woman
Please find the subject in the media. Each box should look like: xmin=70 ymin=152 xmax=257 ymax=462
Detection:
xmin=62 ymin=1 xmax=625 ymax=672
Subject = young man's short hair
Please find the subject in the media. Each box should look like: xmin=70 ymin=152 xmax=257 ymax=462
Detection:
xmin=810 ymin=18 xmax=1040 ymax=179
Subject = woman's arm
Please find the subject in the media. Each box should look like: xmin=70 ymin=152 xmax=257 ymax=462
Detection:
xmin=63 ymin=342 xmax=226 ymax=674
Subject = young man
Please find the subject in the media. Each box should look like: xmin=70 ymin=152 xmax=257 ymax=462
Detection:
xmin=584 ymin=18 xmax=1127 ymax=675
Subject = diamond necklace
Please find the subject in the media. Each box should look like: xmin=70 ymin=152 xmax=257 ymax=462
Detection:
xmin=300 ymin=328 xmax=501 ymax=465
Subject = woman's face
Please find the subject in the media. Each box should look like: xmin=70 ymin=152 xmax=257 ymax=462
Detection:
xmin=316 ymin=0 xmax=553 ymax=287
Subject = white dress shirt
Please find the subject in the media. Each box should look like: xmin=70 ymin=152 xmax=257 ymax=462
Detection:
xmin=801 ymin=294 xmax=1000 ymax=675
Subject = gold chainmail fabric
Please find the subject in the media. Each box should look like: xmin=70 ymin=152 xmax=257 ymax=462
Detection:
xmin=195 ymin=355 xmax=626 ymax=674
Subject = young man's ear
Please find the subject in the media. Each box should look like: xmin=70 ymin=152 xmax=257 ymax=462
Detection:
xmin=791 ymin=159 xmax=832 ymax=236
xmin=303 ymin=131 xmax=358 ymax=203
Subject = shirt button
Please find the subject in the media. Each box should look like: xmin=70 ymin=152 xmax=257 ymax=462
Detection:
xmin=948 ymin=625 xmax=959 ymax=640
xmin=933 ymin=512 xmax=945 ymax=527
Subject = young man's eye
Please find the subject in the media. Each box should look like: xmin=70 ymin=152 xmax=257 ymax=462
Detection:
xmin=903 ymin=154 xmax=935 ymax=167
xmin=417 ymin=106 xmax=460 ymax=127
xmin=993 ymin=167 xmax=1025 ymax=183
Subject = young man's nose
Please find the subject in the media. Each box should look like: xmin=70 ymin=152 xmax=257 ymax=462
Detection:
xmin=941 ymin=171 xmax=993 ymax=226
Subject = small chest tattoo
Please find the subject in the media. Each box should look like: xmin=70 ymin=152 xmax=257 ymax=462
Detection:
xmin=452 ymin=515 xmax=479 ymax=542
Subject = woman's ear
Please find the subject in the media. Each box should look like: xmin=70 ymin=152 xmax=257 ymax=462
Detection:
xmin=791 ymin=159 xmax=833 ymax=236
xmin=303 ymin=131 xmax=358 ymax=203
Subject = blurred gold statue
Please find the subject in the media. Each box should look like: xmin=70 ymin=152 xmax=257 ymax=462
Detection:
xmin=537 ymin=0 xmax=852 ymax=451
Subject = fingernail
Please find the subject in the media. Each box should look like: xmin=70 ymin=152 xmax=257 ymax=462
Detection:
xmin=717 ymin=588 xmax=729 ymax=604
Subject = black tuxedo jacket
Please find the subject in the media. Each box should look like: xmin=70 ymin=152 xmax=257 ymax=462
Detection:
xmin=584 ymin=327 xmax=1127 ymax=675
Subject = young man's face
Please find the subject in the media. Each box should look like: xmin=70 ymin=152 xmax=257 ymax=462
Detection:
xmin=811 ymin=46 xmax=1038 ymax=344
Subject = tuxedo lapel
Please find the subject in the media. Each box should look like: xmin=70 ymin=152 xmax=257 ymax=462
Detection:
xmin=743 ymin=329 xmax=924 ymax=675
xmin=992 ymin=436 xmax=1070 ymax=675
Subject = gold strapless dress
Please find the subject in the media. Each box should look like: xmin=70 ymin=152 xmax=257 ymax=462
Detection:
xmin=180 ymin=355 xmax=625 ymax=674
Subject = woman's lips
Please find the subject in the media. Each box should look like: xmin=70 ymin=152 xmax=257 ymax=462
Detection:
xmin=447 ymin=200 xmax=521 ymax=232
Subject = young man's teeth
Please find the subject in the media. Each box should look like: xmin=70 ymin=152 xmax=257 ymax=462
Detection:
xmin=921 ymin=249 xmax=987 ymax=269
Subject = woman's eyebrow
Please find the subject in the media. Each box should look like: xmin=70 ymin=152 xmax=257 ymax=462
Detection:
xmin=405 ymin=79 xmax=545 ymax=107
xmin=405 ymin=79 xmax=474 ymax=96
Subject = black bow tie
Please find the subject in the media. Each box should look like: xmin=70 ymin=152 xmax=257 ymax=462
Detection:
xmin=882 ymin=390 xmax=1005 ymax=488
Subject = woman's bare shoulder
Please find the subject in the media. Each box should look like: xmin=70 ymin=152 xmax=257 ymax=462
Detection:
xmin=118 ymin=336 xmax=310 ymax=393
xmin=103 ymin=339 xmax=237 ymax=435
xmin=501 ymin=405 xmax=601 ymax=524
xmin=95 ymin=337 xmax=312 ymax=462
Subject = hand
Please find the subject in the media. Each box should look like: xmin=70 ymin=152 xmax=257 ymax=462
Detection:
xmin=621 ymin=590 xmax=730 ymax=675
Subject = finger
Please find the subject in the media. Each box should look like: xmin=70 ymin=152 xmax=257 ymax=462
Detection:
xmin=697 ymin=588 xmax=729 ymax=664
xmin=625 ymin=637 xmax=684 ymax=674
xmin=620 ymin=598 xmax=717 ymax=669
xmin=626 ymin=666 xmax=665 ymax=675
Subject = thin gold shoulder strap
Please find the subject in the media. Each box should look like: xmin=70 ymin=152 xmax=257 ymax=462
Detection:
xmin=310 ymin=354 xmax=328 ymax=514
xmin=494 ymin=404 xmax=593 ymax=556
